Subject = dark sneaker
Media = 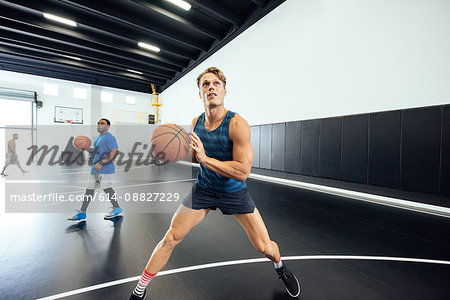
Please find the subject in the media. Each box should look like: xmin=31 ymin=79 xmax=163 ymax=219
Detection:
xmin=274 ymin=263 xmax=300 ymax=298
xmin=129 ymin=289 xmax=146 ymax=300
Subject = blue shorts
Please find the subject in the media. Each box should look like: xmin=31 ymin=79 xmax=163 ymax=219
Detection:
xmin=183 ymin=184 xmax=255 ymax=215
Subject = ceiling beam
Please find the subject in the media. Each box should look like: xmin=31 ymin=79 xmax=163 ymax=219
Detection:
xmin=57 ymin=0 xmax=211 ymax=51
xmin=0 ymin=54 xmax=166 ymax=93
xmin=3 ymin=0 xmax=209 ymax=52
xmin=0 ymin=16 xmax=184 ymax=72
xmin=190 ymin=0 xmax=242 ymax=27
xmin=250 ymin=0 xmax=266 ymax=7
xmin=0 ymin=40 xmax=171 ymax=82
xmin=130 ymin=0 xmax=222 ymax=40
xmin=0 ymin=24 xmax=179 ymax=76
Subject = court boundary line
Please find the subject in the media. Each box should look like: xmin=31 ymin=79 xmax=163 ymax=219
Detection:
xmin=177 ymin=161 xmax=450 ymax=218
xmin=35 ymin=255 xmax=450 ymax=300
xmin=249 ymin=173 xmax=450 ymax=218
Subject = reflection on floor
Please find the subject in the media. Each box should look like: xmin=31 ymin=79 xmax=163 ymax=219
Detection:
xmin=1 ymin=164 xmax=450 ymax=299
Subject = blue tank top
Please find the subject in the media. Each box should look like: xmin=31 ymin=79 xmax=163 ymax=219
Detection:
xmin=194 ymin=110 xmax=246 ymax=193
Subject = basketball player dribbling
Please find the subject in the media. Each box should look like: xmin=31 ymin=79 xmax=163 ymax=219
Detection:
xmin=66 ymin=118 xmax=123 ymax=222
xmin=129 ymin=67 xmax=300 ymax=299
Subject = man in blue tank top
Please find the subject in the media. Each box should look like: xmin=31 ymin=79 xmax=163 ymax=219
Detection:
xmin=130 ymin=68 xmax=300 ymax=299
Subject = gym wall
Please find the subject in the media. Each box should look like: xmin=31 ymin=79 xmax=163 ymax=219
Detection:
xmin=161 ymin=0 xmax=450 ymax=126
xmin=250 ymin=104 xmax=450 ymax=205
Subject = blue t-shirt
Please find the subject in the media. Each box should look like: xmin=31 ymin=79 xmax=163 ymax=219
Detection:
xmin=91 ymin=132 xmax=118 ymax=174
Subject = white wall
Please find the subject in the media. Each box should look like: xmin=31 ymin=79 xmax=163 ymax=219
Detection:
xmin=0 ymin=70 xmax=92 ymax=125
xmin=98 ymin=85 xmax=153 ymax=124
xmin=161 ymin=0 xmax=450 ymax=125
xmin=0 ymin=70 xmax=154 ymax=126
xmin=0 ymin=70 xmax=154 ymax=164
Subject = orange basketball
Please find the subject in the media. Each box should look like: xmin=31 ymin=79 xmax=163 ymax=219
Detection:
xmin=73 ymin=136 xmax=91 ymax=150
xmin=150 ymin=124 xmax=190 ymax=163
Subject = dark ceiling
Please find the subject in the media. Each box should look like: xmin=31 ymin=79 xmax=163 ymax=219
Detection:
xmin=0 ymin=0 xmax=285 ymax=94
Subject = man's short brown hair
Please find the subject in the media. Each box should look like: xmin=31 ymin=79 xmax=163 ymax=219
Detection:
xmin=196 ymin=67 xmax=226 ymax=88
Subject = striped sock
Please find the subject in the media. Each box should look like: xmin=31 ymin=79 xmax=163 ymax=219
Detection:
xmin=273 ymin=258 xmax=283 ymax=269
xmin=133 ymin=269 xmax=156 ymax=296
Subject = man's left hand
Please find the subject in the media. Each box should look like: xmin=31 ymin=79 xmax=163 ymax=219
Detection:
xmin=191 ymin=132 xmax=207 ymax=164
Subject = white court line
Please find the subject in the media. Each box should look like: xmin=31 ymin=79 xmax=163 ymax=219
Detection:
xmin=55 ymin=179 xmax=195 ymax=195
xmin=179 ymin=161 xmax=450 ymax=218
xmin=36 ymin=255 xmax=450 ymax=300
xmin=115 ymin=178 xmax=195 ymax=189
xmin=9 ymin=161 xmax=450 ymax=218
xmin=5 ymin=180 xmax=71 ymax=183
xmin=41 ymin=164 xmax=158 ymax=176
xmin=38 ymin=179 xmax=196 ymax=207
xmin=249 ymin=173 xmax=450 ymax=218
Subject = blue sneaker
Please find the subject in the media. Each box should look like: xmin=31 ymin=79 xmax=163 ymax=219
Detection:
xmin=104 ymin=207 xmax=122 ymax=219
xmin=66 ymin=210 xmax=86 ymax=222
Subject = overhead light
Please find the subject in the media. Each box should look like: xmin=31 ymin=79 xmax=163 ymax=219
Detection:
xmin=138 ymin=42 xmax=160 ymax=52
xmin=64 ymin=55 xmax=81 ymax=61
xmin=43 ymin=13 xmax=77 ymax=27
xmin=127 ymin=69 xmax=143 ymax=75
xmin=166 ymin=0 xmax=191 ymax=11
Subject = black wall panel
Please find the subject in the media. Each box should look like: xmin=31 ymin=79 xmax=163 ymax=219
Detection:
xmin=342 ymin=114 xmax=368 ymax=184
xmin=250 ymin=126 xmax=260 ymax=168
xmin=368 ymin=111 xmax=401 ymax=189
xmin=441 ymin=105 xmax=450 ymax=196
xmin=271 ymin=123 xmax=285 ymax=171
xmin=252 ymin=104 xmax=446 ymax=200
xmin=259 ymin=124 xmax=272 ymax=169
xmin=319 ymin=117 xmax=342 ymax=180
xmin=401 ymin=106 xmax=441 ymax=194
xmin=285 ymin=121 xmax=301 ymax=174
xmin=301 ymin=120 xmax=320 ymax=177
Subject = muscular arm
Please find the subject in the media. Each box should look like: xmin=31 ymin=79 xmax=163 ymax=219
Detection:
xmin=98 ymin=148 xmax=118 ymax=165
xmin=191 ymin=115 xmax=253 ymax=181
xmin=191 ymin=116 xmax=199 ymax=163
xmin=94 ymin=147 xmax=118 ymax=171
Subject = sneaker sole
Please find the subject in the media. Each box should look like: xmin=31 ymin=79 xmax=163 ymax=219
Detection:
xmin=104 ymin=212 xmax=122 ymax=219
xmin=66 ymin=218 xmax=86 ymax=222
xmin=285 ymin=275 xmax=300 ymax=298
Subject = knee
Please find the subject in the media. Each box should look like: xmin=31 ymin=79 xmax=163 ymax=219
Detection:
xmin=161 ymin=230 xmax=183 ymax=250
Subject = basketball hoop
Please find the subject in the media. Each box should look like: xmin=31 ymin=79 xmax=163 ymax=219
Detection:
xmin=65 ymin=119 xmax=74 ymax=131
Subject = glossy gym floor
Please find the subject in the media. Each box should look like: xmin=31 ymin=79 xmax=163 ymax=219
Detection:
xmin=1 ymin=163 xmax=449 ymax=300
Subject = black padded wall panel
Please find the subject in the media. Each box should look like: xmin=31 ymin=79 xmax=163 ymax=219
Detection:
xmin=285 ymin=121 xmax=301 ymax=174
xmin=259 ymin=125 xmax=272 ymax=169
xmin=342 ymin=115 xmax=369 ymax=184
xmin=441 ymin=105 xmax=450 ymax=196
xmin=368 ymin=111 xmax=401 ymax=189
xmin=250 ymin=126 xmax=260 ymax=168
xmin=401 ymin=106 xmax=441 ymax=194
xmin=301 ymin=120 xmax=320 ymax=177
xmin=319 ymin=117 xmax=342 ymax=180
xmin=271 ymin=123 xmax=285 ymax=171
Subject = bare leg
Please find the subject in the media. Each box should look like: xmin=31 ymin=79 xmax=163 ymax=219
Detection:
xmin=145 ymin=205 xmax=209 ymax=274
xmin=236 ymin=208 xmax=300 ymax=297
xmin=17 ymin=163 xmax=26 ymax=172
xmin=235 ymin=208 xmax=280 ymax=262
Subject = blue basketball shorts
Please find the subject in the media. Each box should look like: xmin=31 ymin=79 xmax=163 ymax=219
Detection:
xmin=183 ymin=184 xmax=256 ymax=215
